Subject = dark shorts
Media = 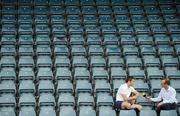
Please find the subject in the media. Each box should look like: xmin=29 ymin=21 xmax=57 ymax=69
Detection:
xmin=115 ymin=101 xmax=123 ymax=110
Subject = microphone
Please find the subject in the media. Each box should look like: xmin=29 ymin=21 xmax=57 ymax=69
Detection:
xmin=142 ymin=92 xmax=147 ymax=98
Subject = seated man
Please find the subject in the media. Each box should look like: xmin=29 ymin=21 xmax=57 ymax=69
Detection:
xmin=115 ymin=77 xmax=143 ymax=111
xmin=147 ymin=78 xmax=178 ymax=116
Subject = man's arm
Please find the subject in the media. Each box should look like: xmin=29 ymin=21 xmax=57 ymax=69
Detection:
xmin=121 ymin=90 xmax=139 ymax=102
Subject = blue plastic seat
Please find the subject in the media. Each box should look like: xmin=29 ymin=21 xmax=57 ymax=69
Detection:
xmin=139 ymin=110 xmax=157 ymax=116
xmin=2 ymin=24 xmax=16 ymax=34
xmin=19 ymin=93 xmax=36 ymax=107
xmin=0 ymin=111 xmax=16 ymax=116
xmin=129 ymin=6 xmax=144 ymax=14
xmin=119 ymin=110 xmax=136 ymax=116
xmin=143 ymin=57 xmax=160 ymax=67
xmin=123 ymin=46 xmax=139 ymax=56
xmin=154 ymin=34 xmax=170 ymax=45
xmin=19 ymin=35 xmax=33 ymax=45
xmin=2 ymin=6 xmax=16 ymax=14
xmin=38 ymin=92 xmax=55 ymax=106
xmin=145 ymin=6 xmax=160 ymax=14
xmin=157 ymin=45 xmax=174 ymax=56
xmin=101 ymin=25 xmax=117 ymax=34
xmin=51 ymin=15 xmax=64 ymax=24
xmin=2 ymin=15 xmax=16 ymax=23
xmin=115 ymin=15 xmax=130 ymax=24
xmin=1 ymin=45 xmax=16 ymax=56
xmin=79 ymin=106 xmax=96 ymax=116
xmin=147 ymin=15 xmax=163 ymax=24
xmin=160 ymin=110 xmax=178 ymax=116
xmin=19 ymin=106 xmax=36 ymax=116
xmin=98 ymin=6 xmax=112 ymax=14
xmin=58 ymin=92 xmax=75 ymax=107
xmin=19 ymin=68 xmax=35 ymax=80
xmin=96 ymin=92 xmax=113 ymax=107
xmin=34 ymin=15 xmax=49 ymax=24
xmin=140 ymin=45 xmax=156 ymax=56
xmin=54 ymin=45 xmax=69 ymax=56
xmin=55 ymin=67 xmax=72 ymax=80
xmin=172 ymin=34 xmax=180 ymax=45
xmin=128 ymin=68 xmax=145 ymax=79
xmin=118 ymin=24 xmax=134 ymax=34
xmin=18 ymin=56 xmax=34 ymax=68
xmin=103 ymin=34 xmax=119 ymax=45
xmin=39 ymin=106 xmax=56 ymax=116
xmin=38 ymin=80 xmax=54 ymax=93
xmin=134 ymin=24 xmax=150 ymax=34
xmin=87 ymin=35 xmax=102 ymax=45
xmin=66 ymin=6 xmax=80 ymax=14
xmin=55 ymin=56 xmax=70 ymax=68
xmin=34 ymin=6 xmax=48 ymax=14
xmin=57 ymin=80 xmax=73 ymax=93
xmin=49 ymin=0 xmax=64 ymax=5
xmin=88 ymin=46 xmax=104 ymax=56
xmin=71 ymin=46 xmax=86 ymax=56
xmin=74 ymin=67 xmax=90 ymax=80
xmin=121 ymin=35 xmax=136 ymax=45
xmin=137 ymin=35 xmax=153 ymax=45
xmin=18 ymin=6 xmax=32 ymax=14
xmin=82 ymin=6 xmax=96 ymax=14
xmin=59 ymin=106 xmax=76 ymax=116
xmin=35 ymin=24 xmax=50 ymax=34
xmin=36 ymin=45 xmax=51 ymax=56
xmin=0 ymin=56 xmax=16 ymax=68
xmin=160 ymin=5 xmax=176 ymax=14
xmin=72 ymin=56 xmax=88 ymax=68
xmin=90 ymin=56 xmax=106 ymax=68
xmin=77 ymin=92 xmax=94 ymax=107
xmin=167 ymin=24 xmax=180 ymax=34
xmin=34 ymin=0 xmax=48 ymax=5
xmin=37 ymin=68 xmax=53 ymax=80
xmin=83 ymin=15 xmax=97 ymax=24
xmin=35 ymin=35 xmax=50 ymax=45
xmin=111 ymin=0 xmax=125 ymax=5
xmin=19 ymin=80 xmax=35 ymax=93
xmin=163 ymin=15 xmax=179 ymax=24
xmin=151 ymin=24 xmax=167 ymax=33
xmin=75 ymin=80 xmax=92 ymax=94
xmin=99 ymin=106 xmax=116 ymax=116
xmin=50 ymin=6 xmax=64 ymax=15
xmin=85 ymin=25 xmax=100 ymax=34
xmin=147 ymin=67 xmax=164 ymax=79
xmin=36 ymin=56 xmax=52 ymax=68
xmin=70 ymin=35 xmax=84 ymax=45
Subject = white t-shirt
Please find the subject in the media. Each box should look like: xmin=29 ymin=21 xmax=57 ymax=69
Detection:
xmin=116 ymin=83 xmax=136 ymax=101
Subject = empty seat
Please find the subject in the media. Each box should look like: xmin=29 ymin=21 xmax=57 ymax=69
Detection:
xmin=92 ymin=69 xmax=109 ymax=81
xmin=58 ymin=92 xmax=75 ymax=107
xmin=79 ymin=106 xmax=96 ymax=116
xmin=72 ymin=56 xmax=88 ymax=68
xmin=77 ymin=92 xmax=94 ymax=106
xmin=57 ymin=80 xmax=73 ymax=93
xmin=108 ymin=56 xmax=124 ymax=67
xmin=139 ymin=110 xmax=157 ymax=116
xmin=0 ymin=111 xmax=16 ymax=116
xmin=126 ymin=57 xmax=142 ymax=67
xmin=99 ymin=106 xmax=116 ymax=116
xmin=160 ymin=110 xmax=178 ymax=116
xmin=39 ymin=106 xmax=56 ymax=116
xmin=75 ymin=80 xmax=92 ymax=94
xmin=119 ymin=110 xmax=136 ymax=116
xmin=90 ymin=56 xmax=106 ymax=68
xmin=19 ymin=93 xmax=36 ymax=107
xmin=128 ymin=68 xmax=145 ymax=79
xmin=19 ymin=80 xmax=35 ymax=93
xmin=19 ymin=106 xmax=36 ymax=116
xmin=74 ymin=68 xmax=90 ymax=80
xmin=18 ymin=56 xmax=34 ymax=68
xmin=88 ymin=46 xmax=104 ymax=56
xmin=140 ymin=45 xmax=157 ymax=57
xmin=0 ymin=80 xmax=16 ymax=93
xmin=59 ymin=106 xmax=76 ymax=116
xmin=55 ymin=67 xmax=72 ymax=80
xmin=38 ymin=92 xmax=55 ymax=106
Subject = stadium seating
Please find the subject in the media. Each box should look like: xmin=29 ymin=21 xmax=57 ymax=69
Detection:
xmin=0 ymin=0 xmax=179 ymax=116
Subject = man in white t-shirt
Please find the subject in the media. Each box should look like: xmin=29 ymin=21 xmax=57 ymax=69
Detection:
xmin=115 ymin=77 xmax=143 ymax=111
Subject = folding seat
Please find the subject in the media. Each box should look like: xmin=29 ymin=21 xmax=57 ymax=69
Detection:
xmin=2 ymin=15 xmax=16 ymax=23
xmin=2 ymin=6 xmax=16 ymax=14
xmin=54 ymin=45 xmax=69 ymax=56
xmin=19 ymin=106 xmax=36 ymax=116
xmin=131 ymin=15 xmax=147 ymax=24
xmin=123 ymin=45 xmax=139 ymax=56
xmin=140 ymin=45 xmax=156 ymax=56
xmin=2 ymin=24 xmax=16 ymax=34
xmin=98 ymin=106 xmax=116 ymax=116
xmin=144 ymin=6 xmax=160 ymax=14
xmin=150 ymin=78 xmax=162 ymax=96
xmin=175 ymin=45 xmax=180 ymax=55
xmin=147 ymin=15 xmax=163 ymax=24
xmin=112 ymin=79 xmax=125 ymax=97
xmin=19 ymin=80 xmax=35 ymax=93
xmin=34 ymin=0 xmax=48 ymax=5
xmin=107 ymin=56 xmax=124 ymax=67
xmin=90 ymin=56 xmax=106 ymax=68
xmin=18 ymin=6 xmax=32 ymax=15
xmin=2 ymin=0 xmax=17 ymax=4
xmin=71 ymin=46 xmax=86 ymax=56
xmin=18 ymin=56 xmax=34 ymax=68
xmin=111 ymin=0 xmax=125 ymax=5
xmin=126 ymin=57 xmax=142 ymax=68
xmin=58 ymin=92 xmax=75 ymax=107
xmin=36 ymin=56 xmax=52 ymax=68
xmin=49 ymin=0 xmax=64 ymax=5
xmin=133 ymin=79 xmax=149 ymax=92
xmin=161 ymin=57 xmax=179 ymax=68
xmin=51 ymin=15 xmax=64 ymax=24
xmin=95 ymin=92 xmax=113 ymax=107
xmin=79 ymin=106 xmax=96 ymax=116
xmin=163 ymin=15 xmax=179 ymax=24
xmin=118 ymin=24 xmax=134 ymax=34
xmin=151 ymin=24 xmax=167 ymax=34
xmin=167 ymin=24 xmax=180 ymax=34
xmin=83 ymin=15 xmax=97 ymax=24
xmin=35 ymin=35 xmax=50 ymax=45
xmin=34 ymin=15 xmax=49 ymax=24
xmin=74 ymin=67 xmax=90 ymax=80
xmin=86 ymin=34 xmax=102 ymax=45
xmin=55 ymin=56 xmax=70 ymax=68
xmin=88 ymin=46 xmax=104 ymax=56
xmin=57 ymin=80 xmax=73 ymax=93
xmin=18 ymin=24 xmax=33 ymax=35
xmin=68 ymin=25 xmax=84 ymax=35
xmin=34 ymin=6 xmax=48 ymax=15
xmin=160 ymin=110 xmax=178 ymax=116
xmin=165 ymin=70 xmax=180 ymax=79
xmin=1 ymin=34 xmax=16 ymax=45
xmin=105 ymin=45 xmax=121 ymax=56
xmin=113 ymin=6 xmax=128 ymax=15
xmin=18 ymin=34 xmax=33 ymax=45
xmin=170 ymin=79 xmax=180 ymax=90
xmin=59 ymin=106 xmax=76 ymax=116
xmin=172 ymin=34 xmax=180 ymax=45
xmin=82 ymin=6 xmax=97 ymax=15
xmin=38 ymin=92 xmax=55 ymax=106
xmin=110 ymin=67 xmax=127 ymax=80
xmin=121 ymin=35 xmax=136 ymax=45
xmin=119 ymin=110 xmax=136 ymax=116
xmin=92 ymin=69 xmax=109 ymax=81
xmin=154 ymin=34 xmax=170 ymax=45
xmin=157 ymin=45 xmax=174 ymax=56
xmin=137 ymin=35 xmax=153 ymax=45
xmin=96 ymin=0 xmax=110 ymax=5
xmin=143 ymin=57 xmax=160 ymax=67
xmin=0 ymin=56 xmax=16 ymax=68
xmin=128 ymin=68 xmax=145 ymax=79
xmin=101 ymin=25 xmax=117 ymax=34
xmin=77 ymin=92 xmax=94 ymax=107
xmin=55 ymin=67 xmax=72 ymax=80
xmin=129 ymin=6 xmax=144 ymax=15
xmin=133 ymin=24 xmax=150 ymax=34
xmin=19 ymin=93 xmax=36 ymax=107
xmin=0 ymin=93 xmax=16 ymax=110
xmin=0 ymin=111 xmax=16 ymax=116
xmin=66 ymin=6 xmax=80 ymax=15
xmin=0 ymin=70 xmax=16 ymax=81
xmin=67 ymin=15 xmax=81 ymax=25
xmin=35 ymin=24 xmax=50 ymax=34
xmin=94 ymin=79 xmax=111 ymax=92
xmin=103 ymin=34 xmax=119 ymax=45
xmin=81 ymin=0 xmax=94 ymax=5
xmin=36 ymin=45 xmax=51 ymax=56
xmin=65 ymin=0 xmax=79 ymax=5
xmin=85 ymin=25 xmax=100 ymax=34
xmin=39 ymin=106 xmax=56 ymax=116
xmin=147 ymin=67 xmax=164 ymax=79
xmin=75 ymin=80 xmax=92 ymax=94
xmin=160 ymin=5 xmax=176 ymax=14
xmin=52 ymin=24 xmax=66 ymax=35
xmin=72 ymin=56 xmax=88 ymax=68
xmin=115 ymin=15 xmax=130 ymax=24
xmin=139 ymin=110 xmax=157 ymax=116
xmin=97 ymin=6 xmax=112 ymax=15
xmin=37 ymin=68 xmax=53 ymax=80
xmin=69 ymin=35 xmax=84 ymax=45
xmin=19 ymin=68 xmax=35 ymax=80
xmin=38 ymin=80 xmax=54 ymax=94
xmin=0 ymin=80 xmax=16 ymax=93
xmin=1 ymin=45 xmax=16 ymax=56
xmin=127 ymin=0 xmax=141 ymax=5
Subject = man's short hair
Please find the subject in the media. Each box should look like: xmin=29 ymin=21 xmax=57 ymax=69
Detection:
xmin=162 ymin=78 xmax=170 ymax=85
xmin=126 ymin=76 xmax=134 ymax=83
